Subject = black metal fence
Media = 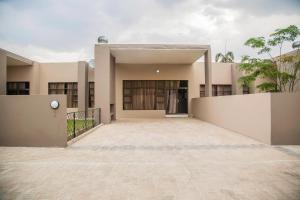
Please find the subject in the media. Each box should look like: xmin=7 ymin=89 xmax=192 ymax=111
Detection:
xmin=67 ymin=108 xmax=101 ymax=141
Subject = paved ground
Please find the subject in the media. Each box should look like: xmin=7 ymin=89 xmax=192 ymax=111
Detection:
xmin=1 ymin=118 xmax=300 ymax=200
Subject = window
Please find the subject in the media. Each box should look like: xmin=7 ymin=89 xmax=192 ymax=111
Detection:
xmin=243 ymin=85 xmax=250 ymax=94
xmin=89 ymin=82 xmax=95 ymax=107
xmin=200 ymin=84 xmax=205 ymax=97
xmin=200 ymin=84 xmax=232 ymax=97
xmin=123 ymin=80 xmax=186 ymax=111
xmin=212 ymin=85 xmax=232 ymax=96
xmin=48 ymin=82 xmax=78 ymax=108
xmin=7 ymin=82 xmax=30 ymax=95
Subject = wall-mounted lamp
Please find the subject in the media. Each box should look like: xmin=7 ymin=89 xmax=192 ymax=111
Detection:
xmin=156 ymin=69 xmax=160 ymax=73
xmin=50 ymin=100 xmax=60 ymax=109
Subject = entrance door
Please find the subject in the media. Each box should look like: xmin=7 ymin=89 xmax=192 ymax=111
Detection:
xmin=166 ymin=80 xmax=188 ymax=114
xmin=177 ymin=88 xmax=188 ymax=114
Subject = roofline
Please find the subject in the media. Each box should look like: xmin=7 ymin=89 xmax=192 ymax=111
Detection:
xmin=95 ymin=43 xmax=210 ymax=50
xmin=0 ymin=48 xmax=33 ymax=65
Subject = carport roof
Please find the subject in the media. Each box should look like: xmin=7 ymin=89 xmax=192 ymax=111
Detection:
xmin=96 ymin=44 xmax=210 ymax=64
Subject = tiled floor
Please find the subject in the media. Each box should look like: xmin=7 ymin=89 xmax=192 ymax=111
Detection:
xmin=1 ymin=118 xmax=300 ymax=199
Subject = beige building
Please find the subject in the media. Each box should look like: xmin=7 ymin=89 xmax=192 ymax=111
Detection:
xmin=0 ymin=45 xmax=299 ymax=146
xmin=0 ymin=45 xmax=248 ymax=123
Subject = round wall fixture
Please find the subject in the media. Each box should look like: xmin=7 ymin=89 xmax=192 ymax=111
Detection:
xmin=156 ymin=69 xmax=160 ymax=73
xmin=50 ymin=100 xmax=59 ymax=109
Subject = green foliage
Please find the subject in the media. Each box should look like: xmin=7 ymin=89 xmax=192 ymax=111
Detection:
xmin=215 ymin=51 xmax=234 ymax=63
xmin=238 ymin=25 xmax=300 ymax=92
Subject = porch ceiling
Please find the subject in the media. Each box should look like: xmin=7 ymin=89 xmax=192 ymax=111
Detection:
xmin=108 ymin=44 xmax=209 ymax=64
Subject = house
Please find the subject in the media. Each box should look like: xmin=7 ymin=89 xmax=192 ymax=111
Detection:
xmin=0 ymin=45 xmax=300 ymax=146
xmin=0 ymin=44 xmax=249 ymax=123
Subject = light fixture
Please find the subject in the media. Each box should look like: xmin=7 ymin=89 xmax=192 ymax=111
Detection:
xmin=156 ymin=69 xmax=160 ymax=73
xmin=50 ymin=100 xmax=60 ymax=109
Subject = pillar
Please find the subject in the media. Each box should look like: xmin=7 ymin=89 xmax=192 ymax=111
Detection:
xmin=95 ymin=45 xmax=111 ymax=124
xmin=78 ymin=61 xmax=88 ymax=112
xmin=204 ymin=48 xmax=212 ymax=97
xmin=0 ymin=52 xmax=7 ymax=95
xmin=231 ymin=63 xmax=243 ymax=95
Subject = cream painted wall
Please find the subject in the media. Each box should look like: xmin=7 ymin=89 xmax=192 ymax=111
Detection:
xmin=195 ymin=62 xmax=232 ymax=85
xmin=115 ymin=62 xmax=234 ymax=119
xmin=271 ymin=92 xmax=300 ymax=145
xmin=88 ymin=67 xmax=95 ymax=82
xmin=192 ymin=94 xmax=272 ymax=144
xmin=39 ymin=62 xmax=78 ymax=94
xmin=192 ymin=93 xmax=300 ymax=145
xmin=0 ymin=95 xmax=67 ymax=147
xmin=7 ymin=62 xmax=40 ymax=94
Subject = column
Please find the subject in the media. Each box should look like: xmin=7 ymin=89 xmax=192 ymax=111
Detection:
xmin=78 ymin=61 xmax=88 ymax=113
xmin=0 ymin=52 xmax=7 ymax=95
xmin=204 ymin=48 xmax=212 ymax=97
xmin=95 ymin=45 xmax=111 ymax=124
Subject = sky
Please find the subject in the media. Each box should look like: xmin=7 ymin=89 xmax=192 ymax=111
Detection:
xmin=0 ymin=0 xmax=300 ymax=63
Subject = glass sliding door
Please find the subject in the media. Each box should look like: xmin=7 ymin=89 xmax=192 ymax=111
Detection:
xmin=123 ymin=80 xmax=188 ymax=114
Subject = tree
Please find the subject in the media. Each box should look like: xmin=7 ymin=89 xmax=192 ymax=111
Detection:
xmin=238 ymin=25 xmax=300 ymax=92
xmin=215 ymin=51 xmax=234 ymax=63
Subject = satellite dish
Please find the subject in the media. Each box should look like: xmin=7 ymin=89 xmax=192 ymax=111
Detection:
xmin=98 ymin=36 xmax=108 ymax=43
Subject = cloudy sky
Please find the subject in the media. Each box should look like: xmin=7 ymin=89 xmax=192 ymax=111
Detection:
xmin=0 ymin=0 xmax=299 ymax=62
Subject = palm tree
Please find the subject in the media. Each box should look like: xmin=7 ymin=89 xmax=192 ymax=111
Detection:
xmin=215 ymin=51 xmax=234 ymax=63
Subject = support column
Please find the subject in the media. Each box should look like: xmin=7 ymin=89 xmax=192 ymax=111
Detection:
xmin=204 ymin=48 xmax=212 ymax=97
xmin=95 ymin=45 xmax=111 ymax=124
xmin=78 ymin=61 xmax=88 ymax=112
xmin=0 ymin=52 xmax=7 ymax=95
xmin=231 ymin=63 xmax=243 ymax=95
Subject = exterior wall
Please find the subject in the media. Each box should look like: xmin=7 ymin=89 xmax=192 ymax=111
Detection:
xmin=191 ymin=94 xmax=272 ymax=144
xmin=39 ymin=62 xmax=78 ymax=94
xmin=197 ymin=62 xmax=232 ymax=84
xmin=271 ymin=92 xmax=300 ymax=145
xmin=192 ymin=93 xmax=300 ymax=145
xmin=115 ymin=62 xmax=234 ymax=119
xmin=7 ymin=62 xmax=40 ymax=94
xmin=0 ymin=95 xmax=67 ymax=147
xmin=88 ymin=67 xmax=95 ymax=82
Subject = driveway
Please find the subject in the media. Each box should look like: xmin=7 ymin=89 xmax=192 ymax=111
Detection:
xmin=1 ymin=118 xmax=300 ymax=200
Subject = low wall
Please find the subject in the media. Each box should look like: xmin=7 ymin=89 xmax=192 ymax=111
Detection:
xmin=0 ymin=95 xmax=67 ymax=147
xmin=192 ymin=93 xmax=271 ymax=144
xmin=192 ymin=93 xmax=300 ymax=145
xmin=271 ymin=93 xmax=300 ymax=145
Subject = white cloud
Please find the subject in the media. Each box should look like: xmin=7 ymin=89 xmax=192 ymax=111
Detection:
xmin=0 ymin=0 xmax=299 ymax=62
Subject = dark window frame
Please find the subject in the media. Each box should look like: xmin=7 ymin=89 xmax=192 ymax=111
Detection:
xmin=88 ymin=82 xmax=95 ymax=108
xmin=48 ymin=82 xmax=78 ymax=108
xmin=123 ymin=80 xmax=188 ymax=111
xmin=7 ymin=81 xmax=30 ymax=95
xmin=200 ymin=84 xmax=232 ymax=97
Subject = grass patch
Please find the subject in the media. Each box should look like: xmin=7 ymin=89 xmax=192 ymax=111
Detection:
xmin=67 ymin=119 xmax=94 ymax=137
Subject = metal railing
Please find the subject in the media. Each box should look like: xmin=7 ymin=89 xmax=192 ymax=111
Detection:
xmin=67 ymin=108 xmax=101 ymax=141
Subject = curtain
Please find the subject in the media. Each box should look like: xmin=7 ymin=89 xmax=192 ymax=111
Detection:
xmin=166 ymin=81 xmax=180 ymax=114
xmin=123 ymin=80 xmax=182 ymax=112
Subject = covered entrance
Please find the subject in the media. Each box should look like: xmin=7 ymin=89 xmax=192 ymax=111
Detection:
xmin=95 ymin=44 xmax=212 ymax=123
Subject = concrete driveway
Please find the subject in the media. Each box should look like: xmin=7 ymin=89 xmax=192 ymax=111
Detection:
xmin=1 ymin=118 xmax=300 ymax=200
